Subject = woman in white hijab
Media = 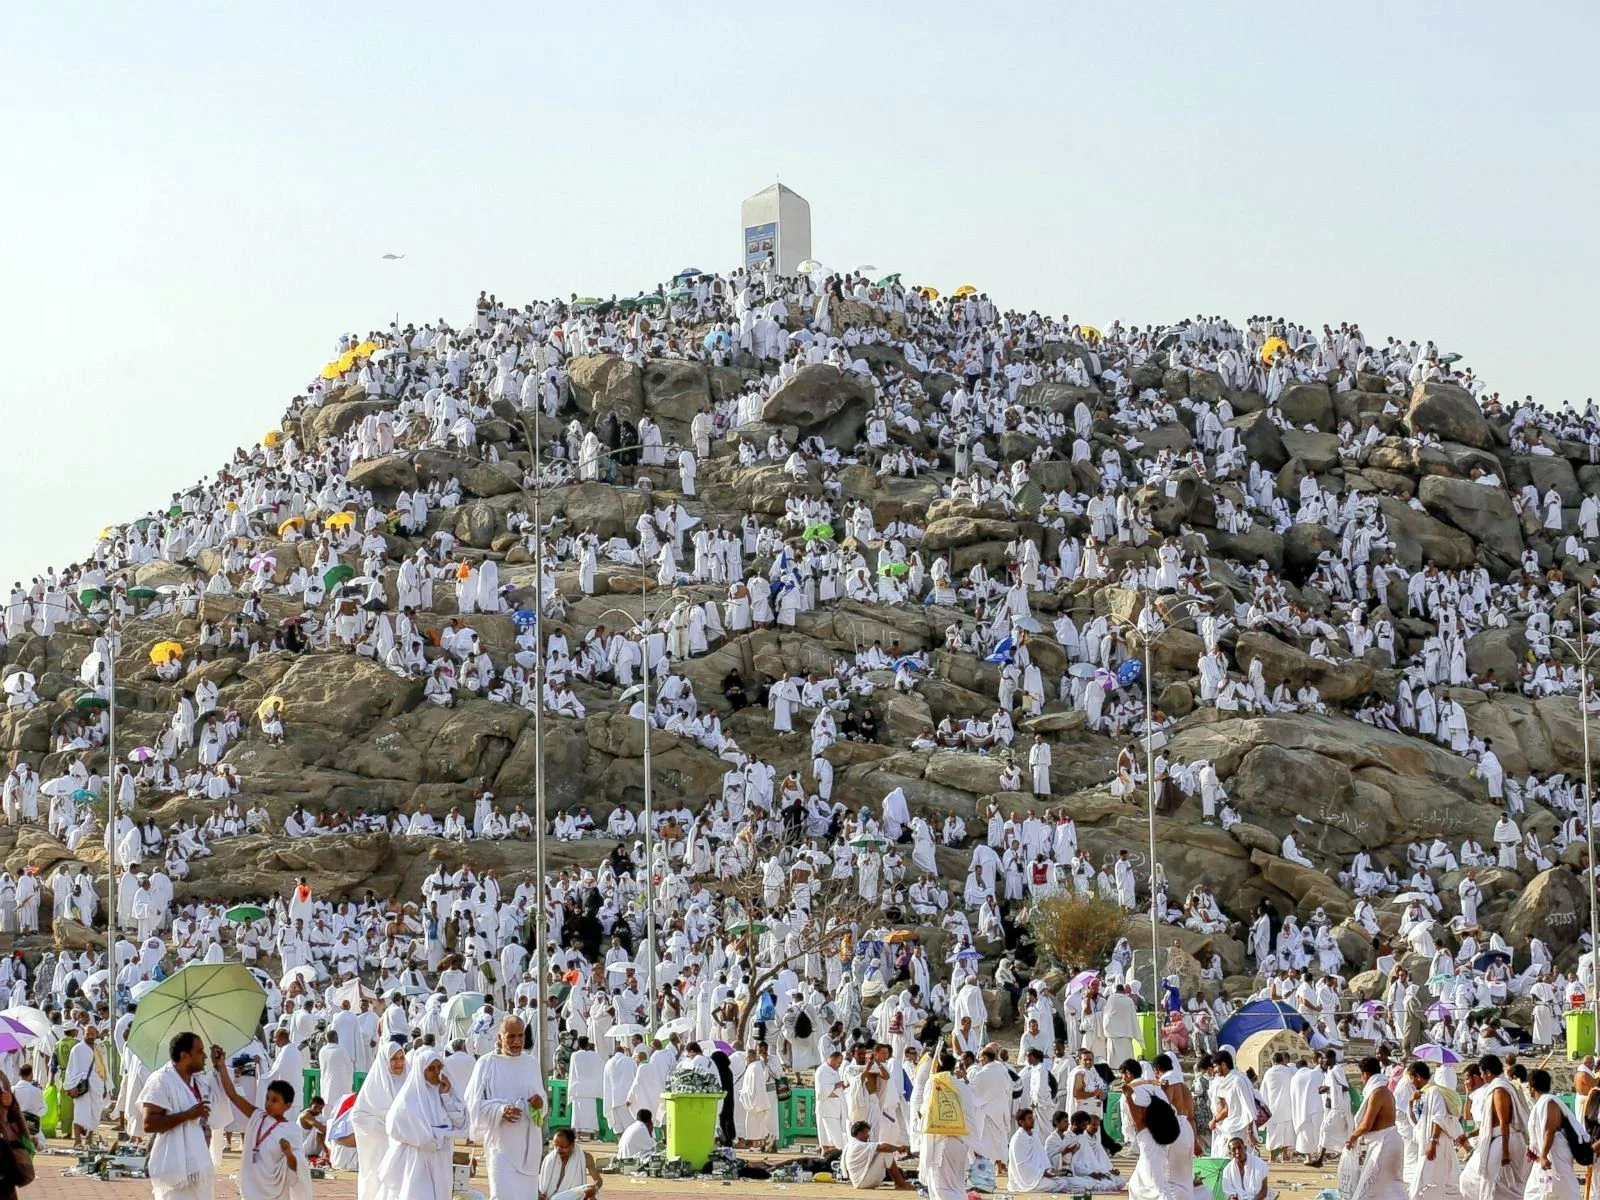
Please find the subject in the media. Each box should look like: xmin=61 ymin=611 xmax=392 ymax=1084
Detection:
xmin=379 ymin=1047 xmax=468 ymax=1200
xmin=350 ymin=1043 xmax=407 ymax=1200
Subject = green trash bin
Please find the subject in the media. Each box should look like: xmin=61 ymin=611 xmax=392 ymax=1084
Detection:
xmin=1132 ymin=1012 xmax=1159 ymax=1059
xmin=663 ymin=1092 xmax=723 ymax=1171
xmin=1568 ymin=1010 xmax=1596 ymax=1058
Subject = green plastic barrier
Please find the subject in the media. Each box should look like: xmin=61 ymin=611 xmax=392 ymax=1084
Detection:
xmin=663 ymin=1092 xmax=723 ymax=1171
xmin=542 ymin=1078 xmax=614 ymax=1141
xmin=1349 ymin=1082 xmax=1363 ymax=1114
xmin=1568 ymin=1010 xmax=1596 ymax=1058
xmin=778 ymin=1086 xmax=817 ymax=1148
xmin=303 ymin=1068 xmax=320 ymax=1107
xmin=1103 ymin=1105 xmax=1122 ymax=1145
xmin=546 ymin=1078 xmax=571 ymax=1130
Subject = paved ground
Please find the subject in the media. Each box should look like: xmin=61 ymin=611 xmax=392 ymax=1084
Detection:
xmin=27 ymin=1134 xmax=1344 ymax=1198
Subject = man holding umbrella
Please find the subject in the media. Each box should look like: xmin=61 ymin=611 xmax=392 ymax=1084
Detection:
xmin=140 ymin=1031 xmax=215 ymax=1200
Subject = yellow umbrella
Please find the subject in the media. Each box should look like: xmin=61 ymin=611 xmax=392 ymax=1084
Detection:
xmin=325 ymin=512 xmax=356 ymax=529
xmin=952 ymin=284 xmax=978 ymax=297
xmin=319 ymin=361 xmax=343 ymax=380
xmin=1261 ymin=336 xmax=1289 ymax=364
xmin=256 ymin=695 xmax=285 ymax=719
xmin=97 ymin=526 xmax=116 ymax=540
xmin=149 ymin=641 xmax=184 ymax=665
xmin=352 ymin=340 xmax=380 ymax=358
xmin=263 ymin=431 xmax=282 ymax=448
xmin=916 ymin=286 xmax=939 ymax=300
xmin=1078 ymin=324 xmax=1103 ymax=343
xmin=277 ymin=517 xmax=305 ymax=537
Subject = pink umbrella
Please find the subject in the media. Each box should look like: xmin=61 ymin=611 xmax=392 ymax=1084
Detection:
xmin=1067 ymin=970 xmax=1100 ymax=993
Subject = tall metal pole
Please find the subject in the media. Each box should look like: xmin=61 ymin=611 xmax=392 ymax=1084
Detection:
xmin=1143 ymin=624 xmax=1160 ymax=1053
xmin=105 ymin=624 xmax=118 ymax=1068
xmin=640 ymin=567 xmax=658 ymax=1037
xmin=531 ymin=423 xmax=548 ymax=1071
xmin=1580 ymin=598 xmax=1598 ymax=1023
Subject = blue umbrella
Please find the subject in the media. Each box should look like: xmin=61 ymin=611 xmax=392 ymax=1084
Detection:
xmin=1117 ymin=659 xmax=1143 ymax=686
xmin=1472 ymin=950 xmax=1511 ymax=971
xmin=984 ymin=636 xmax=1016 ymax=664
xmin=511 ymin=608 xmax=538 ymax=630
xmin=1217 ymin=1000 xmax=1307 ymax=1050
xmin=71 ymin=788 xmax=94 ymax=803
xmin=892 ymin=655 xmax=923 ymax=672
xmin=703 ymin=330 xmax=731 ymax=352
xmin=674 ymin=267 xmax=704 ymax=280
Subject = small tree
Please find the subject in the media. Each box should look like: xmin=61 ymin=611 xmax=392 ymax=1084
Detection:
xmin=1028 ymin=893 xmax=1125 ymax=975
xmin=718 ymin=867 xmax=883 ymax=1041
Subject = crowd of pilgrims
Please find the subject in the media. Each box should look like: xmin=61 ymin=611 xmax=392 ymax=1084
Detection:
xmin=0 ymin=258 xmax=1596 ymax=1197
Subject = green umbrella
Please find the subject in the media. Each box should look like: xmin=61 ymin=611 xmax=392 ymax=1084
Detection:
xmin=725 ymin=920 xmax=769 ymax=936
xmin=224 ymin=905 xmax=266 ymax=923
xmin=127 ymin=586 xmax=158 ymax=601
xmin=874 ymin=274 xmax=901 ymax=287
xmin=132 ymin=517 xmax=155 ymax=533
xmin=323 ymin=563 xmax=355 ymax=590
xmin=617 ymin=296 xmax=641 ymax=310
xmin=877 ymin=562 xmax=909 ymax=577
xmin=73 ymin=693 xmax=108 ymax=712
xmin=167 ymin=505 xmax=183 ymax=519
xmin=78 ymin=588 xmax=103 ymax=607
xmin=636 ymin=294 xmax=665 ymax=308
xmin=126 ymin=963 xmax=266 ymax=1070
xmin=849 ymin=834 xmax=888 ymax=849
xmin=803 ymin=522 xmax=834 ymax=541
xmin=444 ymin=992 xmax=487 ymax=1023
xmin=668 ymin=287 xmax=691 ymax=300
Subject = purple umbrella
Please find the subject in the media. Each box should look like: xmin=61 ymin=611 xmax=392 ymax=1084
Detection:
xmin=713 ymin=1040 xmax=734 ymax=1055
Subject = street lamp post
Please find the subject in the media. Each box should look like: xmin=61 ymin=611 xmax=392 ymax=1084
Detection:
xmin=512 ymin=417 xmax=648 ymax=1063
xmin=592 ymin=595 xmax=689 ymax=1041
xmin=104 ymin=620 xmax=120 ymax=1071
xmin=1550 ymin=589 xmax=1600 ymax=1024
xmin=1069 ymin=592 xmax=1209 ymax=1049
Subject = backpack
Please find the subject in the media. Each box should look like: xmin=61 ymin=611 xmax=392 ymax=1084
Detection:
xmin=1559 ymin=1107 xmax=1595 ymax=1167
xmin=1144 ymin=1094 xmax=1181 ymax=1147
xmin=794 ymin=1011 xmax=813 ymax=1039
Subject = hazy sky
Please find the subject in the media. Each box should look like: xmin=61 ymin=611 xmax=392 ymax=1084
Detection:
xmin=2 ymin=2 xmax=1594 ymax=587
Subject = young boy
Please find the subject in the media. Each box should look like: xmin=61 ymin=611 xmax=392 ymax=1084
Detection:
xmin=212 ymin=1045 xmax=311 ymax=1200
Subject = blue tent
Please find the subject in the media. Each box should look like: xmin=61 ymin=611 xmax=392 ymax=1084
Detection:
xmin=1217 ymin=1000 xmax=1307 ymax=1051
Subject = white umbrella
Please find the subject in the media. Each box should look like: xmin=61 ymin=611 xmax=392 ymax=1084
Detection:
xmin=1067 ymin=663 xmax=1100 ymax=678
xmin=279 ymin=964 xmax=317 ymax=990
xmin=1392 ymin=892 xmax=1431 ymax=903
xmin=605 ymin=961 xmax=636 ymax=976
xmin=608 ymin=1023 xmax=646 ymax=1040
xmin=332 ymin=980 xmax=375 ymax=1010
xmin=39 ymin=777 xmax=79 ymax=797
xmin=2 ymin=673 xmax=33 ymax=695
xmin=0 ymin=1006 xmax=57 ymax=1049
xmin=654 ymin=1017 xmax=693 ymax=1042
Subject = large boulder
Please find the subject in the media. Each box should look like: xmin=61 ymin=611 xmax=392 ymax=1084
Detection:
xmin=569 ymin=355 xmax=643 ymax=422
xmin=1405 ymin=383 xmax=1494 ymax=449
xmin=415 ymin=450 xmax=521 ymax=499
xmin=304 ymin=399 xmax=388 ymax=444
xmin=1379 ymin=497 xmax=1476 ymax=569
xmin=347 ymin=454 xmax=419 ymax=496
xmin=260 ymin=654 xmax=423 ymax=732
xmin=641 ymin=360 xmax=711 ymax=435
xmin=1277 ymin=383 xmax=1335 ymax=431
xmin=1503 ymin=867 xmax=1587 ymax=946
xmin=1234 ymin=631 xmax=1374 ymax=703
xmin=761 ymin=366 xmax=875 ymax=442
xmin=1417 ymin=476 xmax=1524 ymax=560
xmin=1229 ymin=410 xmax=1287 ymax=470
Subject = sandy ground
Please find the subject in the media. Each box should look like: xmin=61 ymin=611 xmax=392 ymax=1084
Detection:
xmin=26 ymin=1133 xmax=1348 ymax=1198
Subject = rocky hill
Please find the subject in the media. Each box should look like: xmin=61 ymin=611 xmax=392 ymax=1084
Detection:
xmin=1 ymin=287 xmax=1592 ymax=1000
